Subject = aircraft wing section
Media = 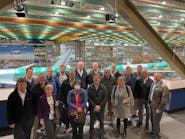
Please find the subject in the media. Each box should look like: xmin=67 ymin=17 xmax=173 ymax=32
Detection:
xmin=0 ymin=79 xmax=16 ymax=85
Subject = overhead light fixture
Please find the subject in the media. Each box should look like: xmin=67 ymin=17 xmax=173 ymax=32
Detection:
xmin=162 ymin=1 xmax=166 ymax=5
xmin=61 ymin=1 xmax=65 ymax=5
xmin=13 ymin=0 xmax=27 ymax=17
xmin=157 ymin=22 xmax=161 ymax=25
xmin=159 ymin=15 xmax=163 ymax=18
xmin=100 ymin=7 xmax=105 ymax=11
xmin=87 ymin=15 xmax=91 ymax=18
xmin=55 ymin=12 xmax=59 ymax=15
xmin=181 ymin=18 xmax=184 ymax=21
xmin=105 ymin=14 xmax=116 ymax=23
xmin=115 ymin=13 xmax=119 ymax=17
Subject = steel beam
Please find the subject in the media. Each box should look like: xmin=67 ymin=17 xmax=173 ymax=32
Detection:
xmin=108 ymin=0 xmax=185 ymax=78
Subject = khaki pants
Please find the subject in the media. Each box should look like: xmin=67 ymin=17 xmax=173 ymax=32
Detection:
xmin=30 ymin=115 xmax=39 ymax=139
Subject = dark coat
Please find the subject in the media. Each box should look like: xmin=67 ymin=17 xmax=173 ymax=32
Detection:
xmin=7 ymin=89 xmax=34 ymax=125
xmin=87 ymin=83 xmax=108 ymax=112
xmin=112 ymin=71 xmax=121 ymax=79
xmin=134 ymin=77 xmax=153 ymax=100
xmin=75 ymin=69 xmax=88 ymax=89
xmin=55 ymin=72 xmax=69 ymax=84
xmin=87 ymin=70 xmax=103 ymax=85
xmin=123 ymin=73 xmax=136 ymax=96
xmin=38 ymin=95 xmax=59 ymax=124
xmin=45 ymin=75 xmax=60 ymax=98
xmin=31 ymin=83 xmax=46 ymax=115
xmin=60 ymin=78 xmax=74 ymax=106
xmin=24 ymin=77 xmax=38 ymax=92
xmin=101 ymin=76 xmax=117 ymax=97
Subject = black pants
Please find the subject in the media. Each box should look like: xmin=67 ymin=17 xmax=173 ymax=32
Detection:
xmin=70 ymin=117 xmax=84 ymax=139
xmin=89 ymin=111 xmax=104 ymax=139
xmin=116 ymin=118 xmax=128 ymax=135
xmin=13 ymin=118 xmax=34 ymax=139
xmin=45 ymin=120 xmax=56 ymax=139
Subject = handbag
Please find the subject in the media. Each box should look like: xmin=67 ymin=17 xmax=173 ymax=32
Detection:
xmin=71 ymin=112 xmax=86 ymax=124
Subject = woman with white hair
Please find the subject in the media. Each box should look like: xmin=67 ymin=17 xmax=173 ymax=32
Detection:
xmin=38 ymin=84 xmax=60 ymax=139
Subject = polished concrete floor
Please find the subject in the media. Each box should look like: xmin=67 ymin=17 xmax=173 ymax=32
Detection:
xmin=1 ymin=110 xmax=185 ymax=139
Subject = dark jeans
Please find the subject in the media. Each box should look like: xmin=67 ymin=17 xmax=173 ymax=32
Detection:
xmin=136 ymin=99 xmax=149 ymax=126
xmin=70 ymin=116 xmax=84 ymax=139
xmin=151 ymin=108 xmax=163 ymax=135
xmin=45 ymin=120 xmax=56 ymax=139
xmin=13 ymin=118 xmax=34 ymax=139
xmin=89 ymin=111 xmax=104 ymax=139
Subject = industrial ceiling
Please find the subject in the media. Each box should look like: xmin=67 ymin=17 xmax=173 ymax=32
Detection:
xmin=0 ymin=0 xmax=185 ymax=45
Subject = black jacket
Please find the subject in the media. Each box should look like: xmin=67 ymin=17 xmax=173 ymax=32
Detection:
xmin=75 ymin=69 xmax=88 ymax=89
xmin=31 ymin=83 xmax=46 ymax=115
xmin=112 ymin=71 xmax=121 ymax=79
xmin=134 ymin=77 xmax=153 ymax=100
xmin=7 ymin=89 xmax=34 ymax=125
xmin=87 ymin=83 xmax=108 ymax=112
xmin=60 ymin=79 xmax=74 ymax=106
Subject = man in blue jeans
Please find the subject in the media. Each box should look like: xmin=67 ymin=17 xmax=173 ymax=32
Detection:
xmin=88 ymin=74 xmax=108 ymax=139
xmin=7 ymin=78 xmax=34 ymax=139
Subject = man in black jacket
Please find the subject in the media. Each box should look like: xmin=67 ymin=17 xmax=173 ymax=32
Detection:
xmin=60 ymin=70 xmax=76 ymax=129
xmin=7 ymin=78 xmax=34 ymax=139
xmin=30 ymin=73 xmax=46 ymax=139
xmin=134 ymin=70 xmax=153 ymax=129
xmin=88 ymin=74 xmax=108 ymax=139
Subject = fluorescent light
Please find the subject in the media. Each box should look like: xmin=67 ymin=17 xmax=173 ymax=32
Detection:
xmin=55 ymin=12 xmax=59 ymax=15
xmin=115 ymin=13 xmax=119 ymax=17
xmin=159 ymin=15 xmax=163 ymax=18
xmin=162 ymin=1 xmax=166 ymax=5
xmin=181 ymin=18 xmax=184 ymax=21
xmin=87 ymin=15 xmax=91 ymax=18
xmin=100 ymin=7 xmax=105 ymax=11
xmin=61 ymin=1 xmax=65 ymax=5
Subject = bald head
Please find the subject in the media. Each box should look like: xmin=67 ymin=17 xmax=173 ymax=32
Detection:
xmin=154 ymin=73 xmax=162 ymax=82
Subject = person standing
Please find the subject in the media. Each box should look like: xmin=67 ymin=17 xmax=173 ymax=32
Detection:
xmin=101 ymin=68 xmax=117 ymax=123
xmin=60 ymin=70 xmax=76 ymax=130
xmin=88 ymin=74 xmax=108 ymax=139
xmin=134 ymin=65 xmax=143 ymax=80
xmin=112 ymin=77 xmax=133 ymax=137
xmin=87 ymin=62 xmax=103 ymax=85
xmin=24 ymin=67 xmax=37 ymax=91
xmin=55 ymin=64 xmax=69 ymax=86
xmin=30 ymin=73 xmax=47 ymax=139
xmin=46 ymin=67 xmax=60 ymax=98
xmin=75 ymin=61 xmax=88 ymax=89
xmin=111 ymin=63 xmax=121 ymax=79
xmin=67 ymin=80 xmax=87 ymax=139
xmin=38 ymin=84 xmax=60 ymax=139
xmin=7 ymin=78 xmax=34 ymax=139
xmin=134 ymin=70 xmax=153 ymax=129
xmin=149 ymin=73 xmax=169 ymax=138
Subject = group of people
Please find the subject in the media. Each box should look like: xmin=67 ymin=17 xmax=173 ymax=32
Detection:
xmin=7 ymin=61 xmax=169 ymax=139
